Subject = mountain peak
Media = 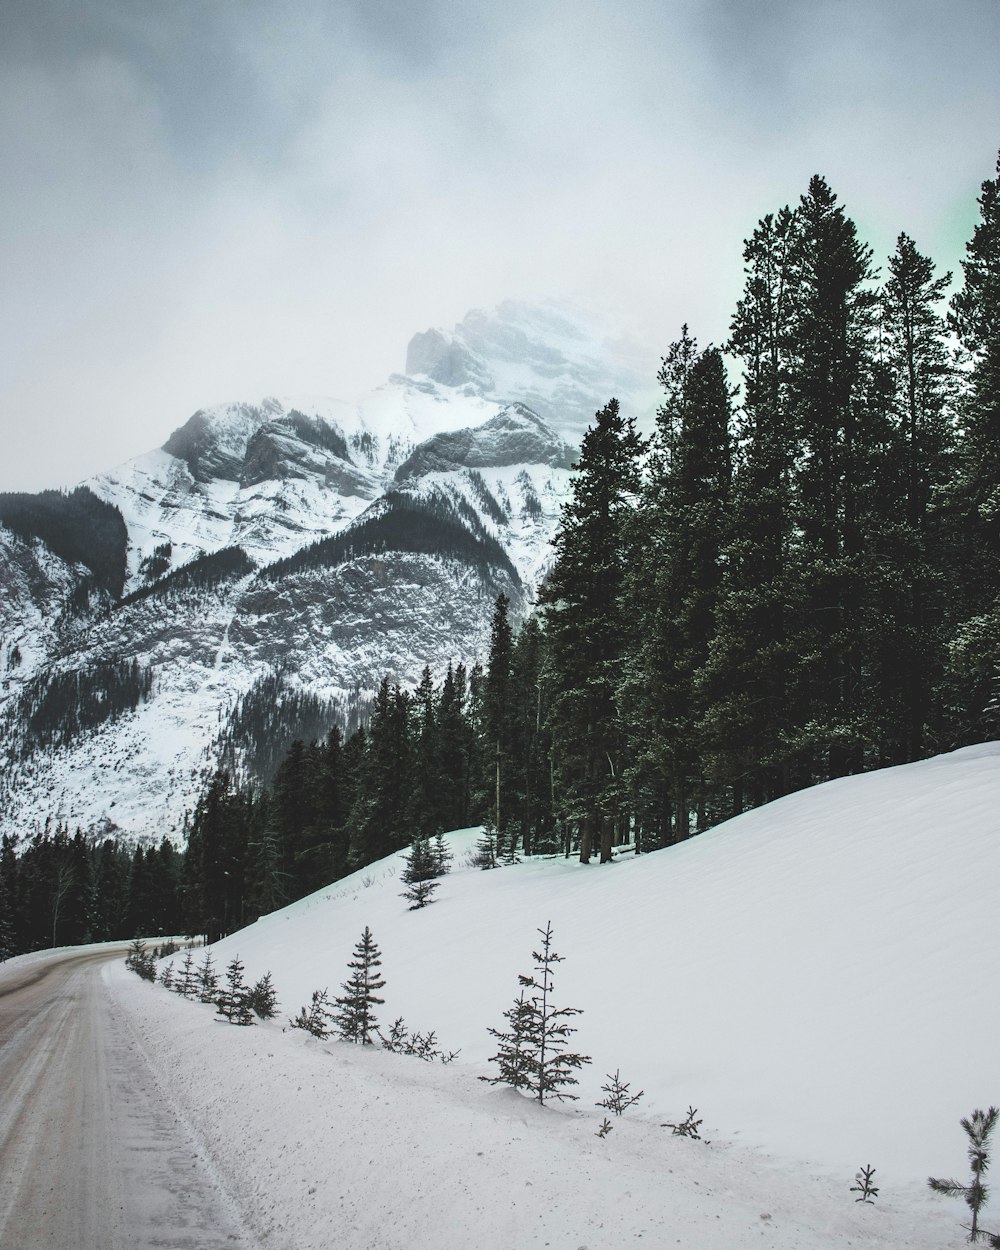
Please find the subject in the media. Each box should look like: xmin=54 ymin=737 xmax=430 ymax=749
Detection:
xmin=403 ymin=299 xmax=656 ymax=439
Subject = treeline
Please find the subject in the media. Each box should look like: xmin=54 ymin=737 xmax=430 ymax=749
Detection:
xmin=117 ymin=545 xmax=256 ymax=610
xmin=180 ymin=152 xmax=1000 ymax=932
xmin=6 ymin=658 xmax=154 ymax=761
xmin=212 ymin=668 xmax=356 ymax=784
xmin=261 ymin=489 xmax=518 ymax=583
xmin=4 ymin=655 xmax=154 ymax=760
xmin=0 ymin=826 xmax=183 ymax=959
xmin=0 ymin=486 xmax=129 ymax=600
xmin=181 ymin=644 xmax=550 ymax=939
xmin=535 ymin=158 xmax=1000 ymax=855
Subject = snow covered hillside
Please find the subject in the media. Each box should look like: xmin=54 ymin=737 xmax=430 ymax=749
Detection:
xmin=118 ymin=742 xmax=1000 ymax=1249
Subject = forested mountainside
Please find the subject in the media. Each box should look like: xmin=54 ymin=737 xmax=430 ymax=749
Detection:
xmin=45 ymin=153 xmax=999 ymax=955
xmin=0 ymin=302 xmax=644 ymax=847
xmin=2 ymin=151 xmax=999 ymax=958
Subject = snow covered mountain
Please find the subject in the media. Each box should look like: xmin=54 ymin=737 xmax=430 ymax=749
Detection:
xmin=0 ymin=300 xmax=652 ymax=842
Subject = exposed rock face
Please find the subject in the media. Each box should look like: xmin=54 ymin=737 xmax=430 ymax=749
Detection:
xmin=394 ymin=405 xmax=573 ymax=480
xmin=162 ymin=404 xmax=274 ymax=483
xmin=405 ymin=328 xmax=494 ymax=391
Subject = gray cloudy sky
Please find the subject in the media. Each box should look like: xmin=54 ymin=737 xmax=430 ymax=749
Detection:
xmin=2 ymin=0 xmax=999 ymax=491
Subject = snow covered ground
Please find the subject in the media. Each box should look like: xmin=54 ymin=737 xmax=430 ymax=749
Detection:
xmin=107 ymin=742 xmax=999 ymax=1248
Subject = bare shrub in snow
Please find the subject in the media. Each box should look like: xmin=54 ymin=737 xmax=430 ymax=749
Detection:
xmin=377 ymin=1017 xmax=459 ymax=1063
xmin=663 ymin=1106 xmax=704 ymax=1139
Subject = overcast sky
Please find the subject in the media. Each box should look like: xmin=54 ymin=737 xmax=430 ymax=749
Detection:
xmin=2 ymin=0 xmax=999 ymax=492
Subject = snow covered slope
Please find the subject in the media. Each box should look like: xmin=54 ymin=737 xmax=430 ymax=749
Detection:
xmin=0 ymin=300 xmax=642 ymax=841
xmin=107 ymin=741 xmax=1000 ymax=1249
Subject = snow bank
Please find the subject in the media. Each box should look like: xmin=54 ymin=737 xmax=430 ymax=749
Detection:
xmin=116 ymin=743 xmax=1000 ymax=1247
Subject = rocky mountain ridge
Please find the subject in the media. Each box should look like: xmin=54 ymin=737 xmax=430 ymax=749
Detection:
xmin=0 ymin=300 xmax=653 ymax=842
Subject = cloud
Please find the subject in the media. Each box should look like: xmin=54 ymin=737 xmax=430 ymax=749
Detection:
xmin=1 ymin=0 xmax=998 ymax=490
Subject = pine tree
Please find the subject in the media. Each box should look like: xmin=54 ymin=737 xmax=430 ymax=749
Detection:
xmin=349 ymin=682 xmax=413 ymax=864
xmin=539 ymin=399 xmax=644 ymax=863
xmin=174 ymin=948 xmax=198 ymax=997
xmin=431 ymin=832 xmax=452 ymax=876
xmin=436 ymin=662 xmax=475 ymax=831
xmin=596 ymin=1069 xmax=645 ymax=1116
xmin=216 ymin=954 xmax=254 ymax=1025
xmin=289 ymin=988 xmax=335 ymax=1038
xmin=783 ymin=174 xmax=881 ymax=782
xmin=851 ymin=1164 xmax=879 ymax=1204
xmin=621 ymin=330 xmax=732 ymax=844
xmin=196 ymin=950 xmax=218 ymax=1003
xmin=333 ymin=926 xmax=385 ymax=1044
xmin=509 ymin=615 xmax=553 ymax=855
xmin=0 ymin=837 xmax=17 ymax=961
xmin=247 ymin=970 xmax=280 ymax=1019
xmin=872 ymin=232 xmax=956 ymax=763
xmin=399 ymin=838 xmax=439 ymax=909
xmin=929 ymin=1107 xmax=1000 ymax=1243
xmin=482 ymin=921 xmax=590 ymax=1104
xmin=481 ymin=989 xmax=534 ymax=1092
xmin=406 ymin=667 xmax=442 ymax=841
xmin=946 ymin=150 xmax=1000 ymax=738
xmin=484 ymin=594 xmax=516 ymax=856
xmin=697 ymin=207 xmax=800 ymax=812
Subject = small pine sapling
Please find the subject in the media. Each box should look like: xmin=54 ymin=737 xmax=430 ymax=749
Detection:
xmin=175 ymin=949 xmax=197 ymax=997
xmin=597 ymin=1069 xmax=645 ymax=1116
xmin=929 ymin=1107 xmax=1000 ymax=1244
xmin=473 ymin=822 xmax=499 ymax=870
xmin=851 ymin=1164 xmax=879 ymax=1203
xmin=500 ymin=823 xmax=520 ymax=866
xmin=481 ymin=990 xmax=534 ymax=1092
xmin=662 ymin=1106 xmax=704 ymax=1139
xmin=333 ymin=926 xmax=385 ymax=1044
xmin=125 ymin=938 xmax=156 ymax=981
xmin=399 ymin=838 xmax=441 ymax=909
xmin=196 ymin=951 xmax=218 ymax=1003
xmin=481 ymin=921 xmax=591 ymax=1105
xmin=247 ymin=971 xmax=280 ymax=1020
xmin=596 ymin=1118 xmax=614 ymax=1138
xmin=216 ymin=955 xmax=254 ymax=1025
xmin=289 ymin=988 xmax=335 ymax=1038
xmin=159 ymin=960 xmax=174 ymax=991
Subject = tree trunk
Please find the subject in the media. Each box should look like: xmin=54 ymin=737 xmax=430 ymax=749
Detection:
xmin=579 ymin=812 xmax=594 ymax=864
xmin=599 ymin=815 xmax=612 ymax=863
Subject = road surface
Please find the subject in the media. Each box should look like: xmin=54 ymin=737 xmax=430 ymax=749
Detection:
xmin=0 ymin=947 xmax=258 ymax=1250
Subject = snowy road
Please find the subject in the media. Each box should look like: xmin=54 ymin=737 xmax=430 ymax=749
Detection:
xmin=0 ymin=947 xmax=258 ymax=1250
